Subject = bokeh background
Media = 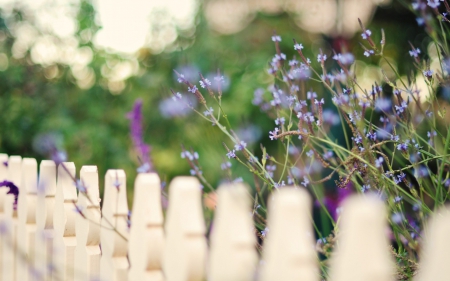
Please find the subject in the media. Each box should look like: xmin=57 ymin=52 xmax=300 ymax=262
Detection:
xmin=0 ymin=0 xmax=427 ymax=202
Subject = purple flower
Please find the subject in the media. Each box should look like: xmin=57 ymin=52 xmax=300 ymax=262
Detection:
xmin=361 ymin=29 xmax=372 ymax=39
xmin=226 ymin=150 xmax=236 ymax=159
xmin=188 ymin=85 xmax=198 ymax=93
xmin=271 ymin=35 xmax=281 ymax=42
xmin=423 ymin=70 xmax=433 ymax=79
xmin=375 ymin=157 xmax=384 ymax=168
xmin=409 ymin=48 xmax=421 ymax=58
xmin=0 ymin=181 xmax=19 ymax=210
xmin=275 ymin=117 xmax=285 ymax=126
xmin=364 ymin=50 xmax=375 ymax=57
xmin=234 ymin=141 xmax=247 ymax=151
xmin=269 ymin=127 xmax=279 ymax=140
xmin=317 ymin=54 xmax=327 ymax=63
xmin=332 ymin=53 xmax=355 ymax=65
xmin=127 ymin=99 xmax=153 ymax=173
xmin=221 ymin=161 xmax=232 ymax=170
xmin=199 ymin=79 xmax=211 ymax=88
xmin=393 ymin=196 xmax=403 ymax=203
xmin=321 ymin=186 xmax=352 ymax=221
xmin=261 ymin=227 xmax=269 ymax=237
xmin=361 ymin=184 xmax=371 ymax=193
xmin=306 ymin=150 xmax=314 ymax=158
xmin=427 ymin=0 xmax=441 ymax=8
xmin=294 ymin=43 xmax=304 ymax=50
xmin=301 ymin=176 xmax=310 ymax=186
xmin=397 ymin=140 xmax=409 ymax=152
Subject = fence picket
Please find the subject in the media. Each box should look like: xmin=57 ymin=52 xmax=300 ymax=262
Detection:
xmin=4 ymin=152 xmax=450 ymax=280
xmin=208 ymin=182 xmax=257 ymax=281
xmin=414 ymin=207 xmax=450 ymax=281
xmin=163 ymin=176 xmax=206 ymax=281
xmin=128 ymin=173 xmax=164 ymax=281
xmin=0 ymin=153 xmax=8 ymax=281
xmin=35 ymin=160 xmax=57 ymax=281
xmin=100 ymin=169 xmax=129 ymax=281
xmin=328 ymin=195 xmax=395 ymax=281
xmin=260 ymin=187 xmax=318 ymax=281
xmin=16 ymin=158 xmax=38 ymax=281
xmin=53 ymin=162 xmax=78 ymax=280
xmin=3 ymin=156 xmax=21 ymax=281
xmin=74 ymin=165 xmax=101 ymax=281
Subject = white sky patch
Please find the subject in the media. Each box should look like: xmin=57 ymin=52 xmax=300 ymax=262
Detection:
xmin=93 ymin=0 xmax=197 ymax=54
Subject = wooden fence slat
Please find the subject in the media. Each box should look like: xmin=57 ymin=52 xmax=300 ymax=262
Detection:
xmin=163 ymin=176 xmax=206 ymax=281
xmin=3 ymin=156 xmax=21 ymax=281
xmin=74 ymin=165 xmax=101 ymax=281
xmin=53 ymin=162 xmax=77 ymax=281
xmin=260 ymin=187 xmax=318 ymax=281
xmin=328 ymin=195 xmax=395 ymax=281
xmin=100 ymin=169 xmax=129 ymax=281
xmin=0 ymin=153 xmax=8 ymax=281
xmin=35 ymin=160 xmax=57 ymax=281
xmin=128 ymin=173 xmax=164 ymax=281
xmin=16 ymin=158 xmax=38 ymax=281
xmin=414 ymin=207 xmax=450 ymax=281
xmin=208 ymin=182 xmax=257 ymax=281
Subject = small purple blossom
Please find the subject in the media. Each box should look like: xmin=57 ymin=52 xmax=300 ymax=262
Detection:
xmin=317 ymin=54 xmax=327 ymax=63
xmin=397 ymin=140 xmax=409 ymax=152
xmin=361 ymin=184 xmax=371 ymax=193
xmin=409 ymin=48 xmax=421 ymax=58
xmin=226 ymin=150 xmax=236 ymax=159
xmin=204 ymin=107 xmax=214 ymax=116
xmin=375 ymin=157 xmax=384 ymax=168
xmin=275 ymin=117 xmax=285 ymax=126
xmin=332 ymin=53 xmax=355 ymax=65
xmin=361 ymin=29 xmax=372 ymax=39
xmin=294 ymin=43 xmax=304 ymax=51
xmin=181 ymin=151 xmax=199 ymax=161
xmin=301 ymin=176 xmax=310 ymax=186
xmin=306 ymin=150 xmax=314 ymax=158
xmin=393 ymin=196 xmax=403 ymax=203
xmin=221 ymin=161 xmax=232 ymax=170
xmin=261 ymin=227 xmax=269 ymax=237
xmin=423 ymin=69 xmax=433 ymax=79
xmin=234 ymin=141 xmax=247 ymax=151
xmin=427 ymin=0 xmax=441 ymax=8
xmin=272 ymin=35 xmax=281 ymax=42
xmin=188 ymin=85 xmax=198 ymax=93
xmin=395 ymin=101 xmax=408 ymax=115
xmin=364 ymin=50 xmax=375 ymax=57
xmin=199 ymin=79 xmax=211 ymax=88
xmin=269 ymin=127 xmax=279 ymax=140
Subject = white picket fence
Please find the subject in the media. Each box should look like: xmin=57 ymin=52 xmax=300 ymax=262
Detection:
xmin=0 ymin=153 xmax=448 ymax=281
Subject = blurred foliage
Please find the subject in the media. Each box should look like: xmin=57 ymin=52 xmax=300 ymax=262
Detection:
xmin=0 ymin=0 xmax=423 ymax=205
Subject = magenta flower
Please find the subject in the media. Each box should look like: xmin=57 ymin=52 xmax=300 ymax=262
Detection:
xmin=0 ymin=180 xmax=19 ymax=210
xmin=127 ymin=99 xmax=153 ymax=173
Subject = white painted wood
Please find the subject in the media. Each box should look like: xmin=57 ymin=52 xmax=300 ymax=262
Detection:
xmin=328 ymin=195 xmax=395 ymax=281
xmin=100 ymin=169 xmax=129 ymax=281
xmin=208 ymin=182 xmax=257 ymax=281
xmin=128 ymin=173 xmax=164 ymax=281
xmin=3 ymin=156 xmax=21 ymax=281
xmin=16 ymin=158 xmax=38 ymax=281
xmin=74 ymin=165 xmax=101 ymax=281
xmin=260 ymin=187 xmax=318 ymax=281
xmin=53 ymin=162 xmax=77 ymax=281
xmin=0 ymin=153 xmax=8 ymax=281
xmin=163 ymin=176 xmax=207 ymax=281
xmin=415 ymin=207 xmax=450 ymax=281
xmin=35 ymin=160 xmax=57 ymax=281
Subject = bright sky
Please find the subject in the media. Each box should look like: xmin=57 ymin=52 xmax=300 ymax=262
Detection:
xmin=93 ymin=0 xmax=197 ymax=53
xmin=0 ymin=0 xmax=197 ymax=54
